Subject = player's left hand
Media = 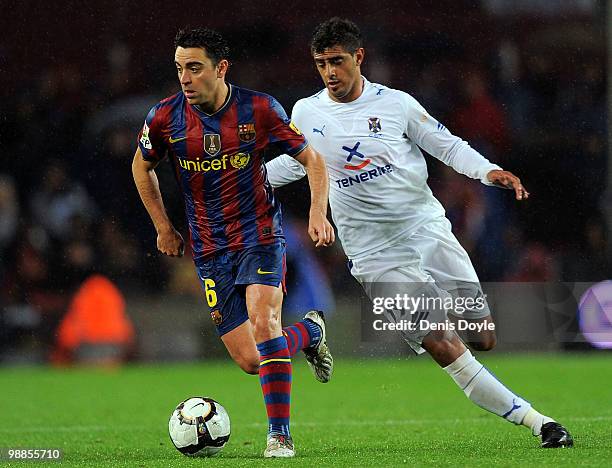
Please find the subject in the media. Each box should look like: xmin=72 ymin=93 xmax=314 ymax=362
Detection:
xmin=308 ymin=209 xmax=335 ymax=247
xmin=487 ymin=170 xmax=530 ymax=201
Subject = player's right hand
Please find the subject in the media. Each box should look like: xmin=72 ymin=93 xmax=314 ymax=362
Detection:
xmin=157 ymin=227 xmax=185 ymax=257
xmin=487 ymin=170 xmax=529 ymax=201
xmin=308 ymin=209 xmax=335 ymax=247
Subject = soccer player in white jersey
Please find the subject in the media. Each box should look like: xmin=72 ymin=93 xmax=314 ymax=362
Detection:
xmin=266 ymin=18 xmax=573 ymax=448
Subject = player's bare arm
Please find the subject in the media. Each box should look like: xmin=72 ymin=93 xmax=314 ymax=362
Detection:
xmin=132 ymin=147 xmax=184 ymax=257
xmin=294 ymin=146 xmax=335 ymax=247
xmin=486 ymin=169 xmax=530 ymax=201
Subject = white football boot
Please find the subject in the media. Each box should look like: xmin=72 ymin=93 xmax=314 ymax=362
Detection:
xmin=303 ymin=310 xmax=333 ymax=383
xmin=263 ymin=434 xmax=295 ymax=458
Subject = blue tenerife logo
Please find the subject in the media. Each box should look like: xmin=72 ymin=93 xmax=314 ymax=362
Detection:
xmin=342 ymin=141 xmax=371 ymax=170
xmin=335 ymin=141 xmax=393 ymax=189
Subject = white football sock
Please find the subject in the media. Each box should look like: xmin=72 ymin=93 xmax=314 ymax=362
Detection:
xmin=443 ymin=349 xmax=533 ymax=427
xmin=521 ymin=407 xmax=555 ymax=436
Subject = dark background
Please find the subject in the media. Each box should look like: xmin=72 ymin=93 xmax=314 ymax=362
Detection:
xmin=0 ymin=0 xmax=609 ymax=361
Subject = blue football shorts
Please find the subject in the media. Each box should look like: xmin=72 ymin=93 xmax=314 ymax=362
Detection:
xmin=194 ymin=240 xmax=286 ymax=336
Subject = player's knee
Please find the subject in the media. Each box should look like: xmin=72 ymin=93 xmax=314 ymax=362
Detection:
xmin=251 ymin=310 xmax=281 ymax=341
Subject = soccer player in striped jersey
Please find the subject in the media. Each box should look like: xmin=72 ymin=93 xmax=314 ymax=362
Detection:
xmin=266 ymin=18 xmax=573 ymax=448
xmin=132 ymin=28 xmax=335 ymax=458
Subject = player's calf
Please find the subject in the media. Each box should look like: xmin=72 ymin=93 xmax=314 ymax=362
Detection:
xmin=422 ymin=328 xmax=466 ymax=367
xmin=232 ymin=353 xmax=260 ymax=375
xmin=427 ymin=330 xmax=574 ymax=447
xmin=220 ymin=321 xmax=261 ymax=374
xmin=450 ymin=314 xmax=497 ymax=351
xmin=245 ymin=284 xmax=294 ymax=448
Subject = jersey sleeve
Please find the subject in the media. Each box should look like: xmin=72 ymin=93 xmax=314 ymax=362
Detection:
xmin=137 ymin=104 xmax=168 ymax=162
xmin=264 ymin=95 xmax=308 ymax=158
xmin=265 ymin=154 xmax=307 ymax=188
xmin=401 ymin=93 xmax=502 ymax=185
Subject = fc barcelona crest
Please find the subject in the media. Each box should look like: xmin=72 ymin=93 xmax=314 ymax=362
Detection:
xmin=238 ymin=123 xmax=256 ymax=142
xmin=368 ymin=117 xmax=382 ymax=133
xmin=204 ymin=134 xmax=221 ymax=156
xmin=210 ymin=309 xmax=222 ymax=325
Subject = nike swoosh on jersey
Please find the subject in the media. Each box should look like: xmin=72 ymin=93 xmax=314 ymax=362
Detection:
xmin=169 ymin=136 xmax=187 ymax=143
xmin=257 ymin=268 xmax=274 ymax=274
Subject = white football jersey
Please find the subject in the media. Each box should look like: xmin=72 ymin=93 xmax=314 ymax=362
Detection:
xmin=267 ymin=77 xmax=501 ymax=259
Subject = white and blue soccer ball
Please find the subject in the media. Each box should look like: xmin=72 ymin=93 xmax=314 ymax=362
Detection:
xmin=168 ymin=397 xmax=231 ymax=457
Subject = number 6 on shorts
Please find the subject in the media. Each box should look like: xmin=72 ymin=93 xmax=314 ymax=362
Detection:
xmin=204 ymin=279 xmax=217 ymax=307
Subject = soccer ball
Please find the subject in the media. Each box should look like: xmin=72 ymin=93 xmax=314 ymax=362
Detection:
xmin=168 ymin=397 xmax=231 ymax=457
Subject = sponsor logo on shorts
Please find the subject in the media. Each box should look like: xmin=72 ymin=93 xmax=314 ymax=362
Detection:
xmin=257 ymin=268 xmax=274 ymax=275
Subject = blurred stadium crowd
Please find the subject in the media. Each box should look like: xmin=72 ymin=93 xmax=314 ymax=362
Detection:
xmin=0 ymin=1 xmax=609 ymax=360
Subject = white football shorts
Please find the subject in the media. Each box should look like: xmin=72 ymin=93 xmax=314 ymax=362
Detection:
xmin=350 ymin=217 xmax=491 ymax=353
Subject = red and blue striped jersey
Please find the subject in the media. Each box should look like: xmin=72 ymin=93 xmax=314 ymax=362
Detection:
xmin=137 ymin=85 xmax=307 ymax=264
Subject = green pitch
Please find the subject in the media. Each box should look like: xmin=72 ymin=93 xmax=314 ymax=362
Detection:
xmin=1 ymin=354 xmax=610 ymax=466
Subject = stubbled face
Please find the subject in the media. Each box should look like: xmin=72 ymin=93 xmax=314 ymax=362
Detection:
xmin=313 ymin=45 xmax=364 ymax=102
xmin=174 ymin=46 xmax=226 ymax=107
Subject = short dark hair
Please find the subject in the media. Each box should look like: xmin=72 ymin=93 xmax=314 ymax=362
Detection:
xmin=174 ymin=27 xmax=230 ymax=65
xmin=311 ymin=18 xmax=362 ymax=54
